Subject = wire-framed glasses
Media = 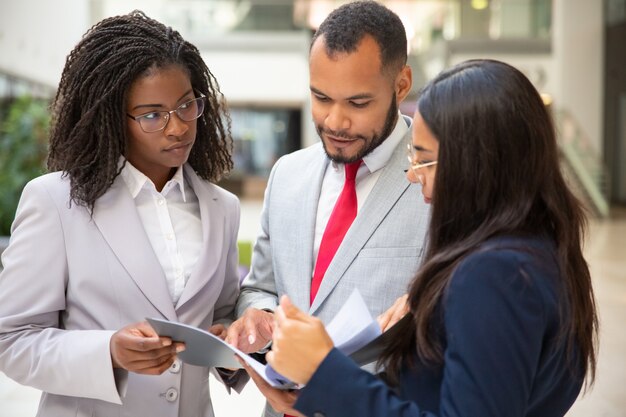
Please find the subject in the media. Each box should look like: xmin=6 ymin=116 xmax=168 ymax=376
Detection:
xmin=406 ymin=142 xmax=438 ymax=176
xmin=127 ymin=96 xmax=206 ymax=133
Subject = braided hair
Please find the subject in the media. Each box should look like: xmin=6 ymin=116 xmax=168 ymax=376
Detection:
xmin=48 ymin=10 xmax=233 ymax=209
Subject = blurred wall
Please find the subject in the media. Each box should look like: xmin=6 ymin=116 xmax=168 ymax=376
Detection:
xmin=0 ymin=0 xmax=605 ymax=155
xmin=450 ymin=0 xmax=603 ymax=153
xmin=553 ymin=0 xmax=604 ymax=152
xmin=0 ymin=0 xmax=90 ymax=89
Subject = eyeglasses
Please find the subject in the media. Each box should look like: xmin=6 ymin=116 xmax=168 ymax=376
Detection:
xmin=406 ymin=142 xmax=437 ymax=173
xmin=126 ymin=96 xmax=206 ymax=133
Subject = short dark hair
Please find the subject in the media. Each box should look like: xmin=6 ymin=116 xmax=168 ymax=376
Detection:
xmin=311 ymin=1 xmax=407 ymax=74
xmin=48 ymin=10 xmax=233 ymax=209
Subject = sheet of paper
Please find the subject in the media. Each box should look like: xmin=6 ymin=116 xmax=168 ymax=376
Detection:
xmin=325 ymin=289 xmax=382 ymax=355
xmin=146 ymin=318 xmax=242 ymax=369
xmin=348 ymin=313 xmax=411 ymax=366
xmin=146 ymin=317 xmax=297 ymax=390
xmin=229 ymin=343 xmax=298 ymax=390
xmin=147 ymin=288 xmax=383 ymax=390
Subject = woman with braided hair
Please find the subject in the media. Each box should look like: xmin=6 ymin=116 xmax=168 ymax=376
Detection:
xmin=0 ymin=10 xmax=245 ymax=417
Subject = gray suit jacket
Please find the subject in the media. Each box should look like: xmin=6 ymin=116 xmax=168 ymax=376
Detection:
xmin=0 ymin=165 xmax=242 ymax=417
xmin=236 ymin=133 xmax=430 ymax=417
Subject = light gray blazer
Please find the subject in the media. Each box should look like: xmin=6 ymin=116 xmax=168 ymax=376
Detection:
xmin=236 ymin=133 xmax=431 ymax=417
xmin=0 ymin=164 xmax=242 ymax=417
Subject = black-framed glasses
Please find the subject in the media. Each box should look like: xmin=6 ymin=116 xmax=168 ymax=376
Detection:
xmin=126 ymin=96 xmax=206 ymax=133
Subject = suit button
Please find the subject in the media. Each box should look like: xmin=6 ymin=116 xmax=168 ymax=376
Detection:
xmin=170 ymin=359 xmax=181 ymax=374
xmin=165 ymin=387 xmax=178 ymax=402
xmin=313 ymin=413 xmax=325 ymax=417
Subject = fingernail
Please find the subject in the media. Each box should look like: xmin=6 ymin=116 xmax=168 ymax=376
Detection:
xmin=162 ymin=339 xmax=172 ymax=347
xmin=248 ymin=335 xmax=255 ymax=345
xmin=176 ymin=345 xmax=185 ymax=353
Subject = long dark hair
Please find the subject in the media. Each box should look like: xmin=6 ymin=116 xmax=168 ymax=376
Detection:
xmin=47 ymin=10 xmax=232 ymax=209
xmin=381 ymin=59 xmax=598 ymax=387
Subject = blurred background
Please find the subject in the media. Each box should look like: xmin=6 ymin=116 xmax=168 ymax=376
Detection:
xmin=0 ymin=1 xmax=624 ymax=416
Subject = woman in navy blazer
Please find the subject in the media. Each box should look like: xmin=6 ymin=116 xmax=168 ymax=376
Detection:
xmin=262 ymin=59 xmax=599 ymax=417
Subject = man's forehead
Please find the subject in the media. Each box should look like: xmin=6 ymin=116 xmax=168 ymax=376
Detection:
xmin=310 ymin=34 xmax=382 ymax=62
xmin=310 ymin=40 xmax=384 ymax=79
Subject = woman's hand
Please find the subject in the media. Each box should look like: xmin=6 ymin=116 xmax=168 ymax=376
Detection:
xmin=237 ymin=356 xmax=303 ymax=416
xmin=110 ymin=321 xmax=185 ymax=375
xmin=377 ymin=293 xmax=409 ymax=332
xmin=266 ymin=296 xmax=334 ymax=385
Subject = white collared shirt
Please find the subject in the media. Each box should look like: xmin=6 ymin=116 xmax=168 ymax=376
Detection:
xmin=120 ymin=162 xmax=202 ymax=304
xmin=313 ymin=113 xmax=411 ymax=268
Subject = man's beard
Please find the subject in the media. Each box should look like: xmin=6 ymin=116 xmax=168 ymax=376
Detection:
xmin=317 ymin=93 xmax=398 ymax=163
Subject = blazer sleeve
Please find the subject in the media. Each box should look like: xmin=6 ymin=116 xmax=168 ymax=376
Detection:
xmin=294 ymin=251 xmax=549 ymax=417
xmin=235 ymin=157 xmax=284 ymax=317
xmin=0 ymin=178 xmax=122 ymax=404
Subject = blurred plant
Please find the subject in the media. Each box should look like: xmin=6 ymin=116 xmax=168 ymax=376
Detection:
xmin=0 ymin=95 xmax=50 ymax=235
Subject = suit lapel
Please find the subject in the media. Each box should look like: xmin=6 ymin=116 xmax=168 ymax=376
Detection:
xmin=310 ymin=139 xmax=410 ymax=314
xmin=175 ymin=166 xmax=223 ymax=309
xmin=293 ymin=147 xmax=329 ymax=310
xmin=93 ymin=176 xmax=177 ymax=321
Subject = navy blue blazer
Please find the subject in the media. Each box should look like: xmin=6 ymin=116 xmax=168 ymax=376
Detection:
xmin=295 ymin=236 xmax=584 ymax=417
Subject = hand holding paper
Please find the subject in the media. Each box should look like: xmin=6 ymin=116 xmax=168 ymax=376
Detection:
xmin=146 ymin=318 xmax=243 ymax=370
xmin=236 ymin=356 xmax=303 ymax=416
xmin=110 ymin=321 xmax=184 ymax=375
xmin=146 ymin=316 xmax=299 ymax=389
xmin=267 ymin=295 xmax=335 ymax=385
xmin=147 ymin=289 xmax=385 ymax=390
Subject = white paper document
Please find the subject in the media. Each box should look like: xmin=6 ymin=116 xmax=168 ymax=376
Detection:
xmin=147 ymin=288 xmax=383 ymax=390
xmin=326 ymin=289 xmax=382 ymax=355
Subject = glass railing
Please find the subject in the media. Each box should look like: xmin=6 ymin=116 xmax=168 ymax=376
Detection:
xmin=555 ymin=109 xmax=610 ymax=217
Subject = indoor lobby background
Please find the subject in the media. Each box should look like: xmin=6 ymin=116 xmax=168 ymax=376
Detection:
xmin=0 ymin=1 xmax=624 ymax=416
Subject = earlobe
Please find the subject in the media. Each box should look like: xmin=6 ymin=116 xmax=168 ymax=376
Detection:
xmin=395 ymin=65 xmax=413 ymax=102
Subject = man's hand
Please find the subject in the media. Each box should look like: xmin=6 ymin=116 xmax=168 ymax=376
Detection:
xmin=225 ymin=308 xmax=274 ymax=353
xmin=208 ymin=323 xmax=227 ymax=340
xmin=110 ymin=321 xmax=185 ymax=375
xmin=236 ymin=357 xmax=304 ymax=416
xmin=377 ymin=293 xmax=409 ymax=332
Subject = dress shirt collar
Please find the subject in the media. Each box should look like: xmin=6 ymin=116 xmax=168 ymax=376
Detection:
xmin=330 ymin=112 xmax=410 ymax=174
xmin=119 ymin=159 xmax=187 ymax=201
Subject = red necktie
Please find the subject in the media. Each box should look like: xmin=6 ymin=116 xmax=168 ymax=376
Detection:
xmin=310 ymin=160 xmax=362 ymax=305
xmin=283 ymin=160 xmax=361 ymax=417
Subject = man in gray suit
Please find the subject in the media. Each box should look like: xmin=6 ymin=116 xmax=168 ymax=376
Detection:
xmin=227 ymin=2 xmax=430 ymax=415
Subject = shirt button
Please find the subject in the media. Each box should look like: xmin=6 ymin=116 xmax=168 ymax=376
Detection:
xmin=165 ymin=387 xmax=178 ymax=402
xmin=166 ymin=233 xmax=174 ymax=240
xmin=170 ymin=360 xmax=181 ymax=374
xmin=157 ymin=199 xmax=165 ymax=206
